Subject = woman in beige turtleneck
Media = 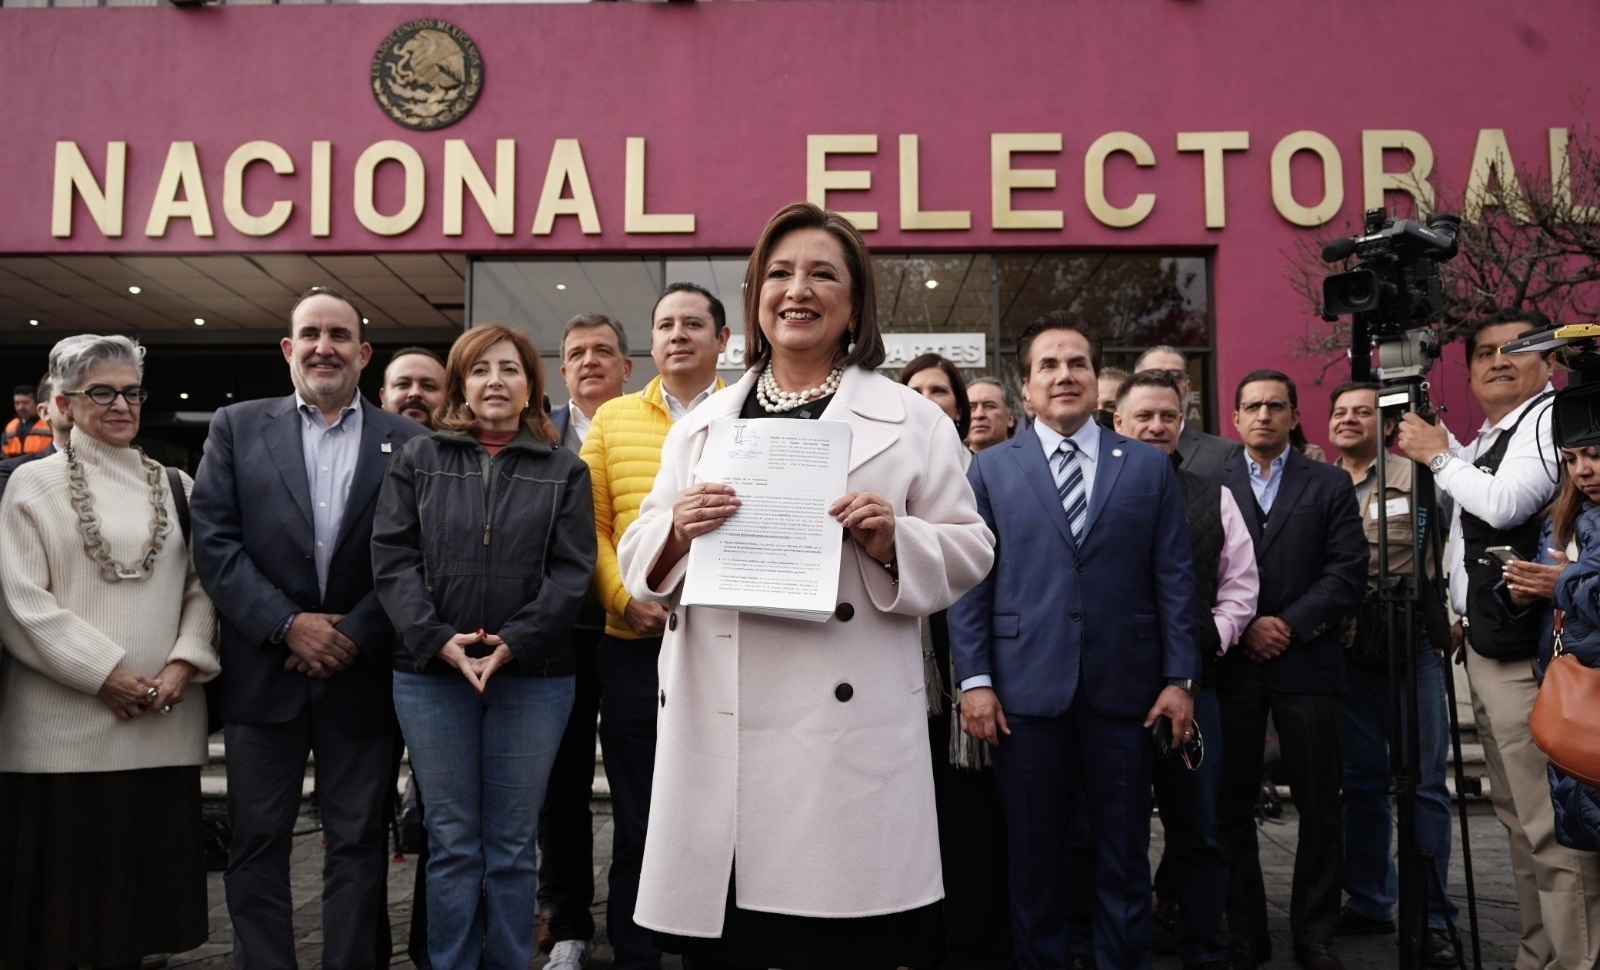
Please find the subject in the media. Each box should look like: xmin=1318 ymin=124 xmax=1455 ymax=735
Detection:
xmin=0 ymin=334 xmax=218 ymax=969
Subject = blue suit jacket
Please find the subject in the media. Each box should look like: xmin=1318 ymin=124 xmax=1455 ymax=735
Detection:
xmin=551 ymin=403 xmax=572 ymax=447
xmin=949 ymin=423 xmax=1200 ymax=719
xmin=1217 ymin=448 xmax=1366 ymax=694
xmin=191 ymin=394 xmax=427 ymax=733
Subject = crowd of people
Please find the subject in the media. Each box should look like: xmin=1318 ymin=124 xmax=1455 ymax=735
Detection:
xmin=0 ymin=201 xmax=1594 ymax=970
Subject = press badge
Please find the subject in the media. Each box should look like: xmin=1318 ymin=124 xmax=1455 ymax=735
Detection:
xmin=1371 ymin=496 xmax=1410 ymax=519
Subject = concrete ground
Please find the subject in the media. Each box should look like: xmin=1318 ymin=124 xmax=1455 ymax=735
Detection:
xmin=166 ymin=800 xmax=1523 ymax=969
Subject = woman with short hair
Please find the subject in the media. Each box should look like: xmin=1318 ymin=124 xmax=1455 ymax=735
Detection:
xmin=0 ymin=333 xmax=218 ymax=969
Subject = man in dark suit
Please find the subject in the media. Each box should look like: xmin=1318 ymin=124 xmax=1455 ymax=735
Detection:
xmin=950 ymin=311 xmax=1201 ymax=970
xmin=537 ymin=312 xmax=631 ymax=970
xmin=1215 ymin=369 xmax=1367 ymax=970
xmin=192 ymin=286 xmax=426 ymax=970
xmin=1135 ymin=345 xmax=1242 ymax=476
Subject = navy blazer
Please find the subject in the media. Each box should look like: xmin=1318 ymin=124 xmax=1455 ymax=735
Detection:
xmin=551 ymin=403 xmax=572 ymax=447
xmin=948 ymin=423 xmax=1200 ymax=719
xmin=191 ymin=394 xmax=427 ymax=734
xmin=1217 ymin=447 xmax=1367 ymax=694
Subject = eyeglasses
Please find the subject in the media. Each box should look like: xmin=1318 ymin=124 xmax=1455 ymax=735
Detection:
xmin=1180 ymin=722 xmax=1205 ymax=771
xmin=65 ymin=384 xmax=149 ymax=406
xmin=1238 ymin=400 xmax=1291 ymax=416
xmin=1151 ymin=369 xmax=1188 ymax=383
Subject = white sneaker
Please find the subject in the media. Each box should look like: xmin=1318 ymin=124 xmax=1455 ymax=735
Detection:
xmin=546 ymin=939 xmax=589 ymax=970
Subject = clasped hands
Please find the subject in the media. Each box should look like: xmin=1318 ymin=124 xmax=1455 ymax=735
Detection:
xmin=283 ymin=612 xmax=356 ymax=679
xmin=669 ymin=482 xmax=897 ymax=565
xmin=438 ymin=630 xmax=515 ymax=693
xmin=98 ymin=660 xmax=198 ymax=720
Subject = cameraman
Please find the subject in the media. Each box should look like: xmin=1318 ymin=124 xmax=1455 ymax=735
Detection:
xmin=1329 ymin=383 xmax=1456 ymax=964
xmin=1397 ymin=309 xmax=1600 ymax=969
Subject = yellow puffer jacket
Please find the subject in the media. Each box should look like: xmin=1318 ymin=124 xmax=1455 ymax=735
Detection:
xmin=581 ymin=375 xmax=725 ymax=639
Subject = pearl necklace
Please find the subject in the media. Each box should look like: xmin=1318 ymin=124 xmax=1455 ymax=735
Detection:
xmin=756 ymin=363 xmax=844 ymax=413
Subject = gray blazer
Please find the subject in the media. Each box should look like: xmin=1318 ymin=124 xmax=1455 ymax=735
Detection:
xmin=1177 ymin=425 xmax=1242 ymax=478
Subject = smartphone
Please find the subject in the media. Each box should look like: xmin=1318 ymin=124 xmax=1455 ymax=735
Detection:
xmin=1486 ymin=545 xmax=1524 ymax=566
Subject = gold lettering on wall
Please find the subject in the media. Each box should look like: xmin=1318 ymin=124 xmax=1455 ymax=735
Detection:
xmin=899 ymin=135 xmax=970 ymax=231
xmin=444 ymin=139 xmax=515 ymax=236
xmin=311 ymin=141 xmax=332 ymax=237
xmin=1176 ymin=131 xmax=1249 ymax=229
xmin=1084 ymin=131 xmax=1156 ymax=228
xmin=223 ymin=141 xmax=294 ymax=237
xmin=1361 ymin=130 xmax=1434 ymax=216
xmin=1548 ymin=128 xmax=1598 ymax=223
xmin=1463 ymin=129 xmax=1529 ymax=224
xmin=625 ymin=137 xmax=695 ymax=234
xmin=145 ymin=141 xmax=215 ymax=238
xmin=354 ymin=140 xmax=425 ymax=236
xmin=52 ymin=141 xmax=125 ymax=238
xmin=1270 ymin=131 xmax=1343 ymax=227
xmin=991 ymin=133 xmax=1063 ymax=230
xmin=531 ymin=139 xmax=601 ymax=235
xmin=806 ymin=135 xmax=879 ymax=231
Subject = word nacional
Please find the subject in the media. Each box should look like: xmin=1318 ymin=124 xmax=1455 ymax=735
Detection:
xmin=50 ymin=128 xmax=1587 ymax=243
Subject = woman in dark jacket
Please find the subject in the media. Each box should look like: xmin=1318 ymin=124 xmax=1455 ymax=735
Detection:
xmin=372 ymin=323 xmax=596 ymax=969
xmin=1504 ymin=443 xmax=1600 ymax=851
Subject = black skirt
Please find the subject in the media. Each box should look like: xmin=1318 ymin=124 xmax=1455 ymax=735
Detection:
xmin=655 ymin=863 xmax=940 ymax=970
xmin=0 ymin=765 xmax=209 ymax=967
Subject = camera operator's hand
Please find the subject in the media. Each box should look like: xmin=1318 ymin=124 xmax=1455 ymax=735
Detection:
xmin=1450 ymin=619 xmax=1466 ymax=664
xmin=1397 ymin=412 xmax=1451 ymax=466
xmin=1506 ymin=547 xmax=1569 ymax=606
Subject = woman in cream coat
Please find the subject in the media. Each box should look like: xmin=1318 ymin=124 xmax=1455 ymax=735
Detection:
xmin=617 ymin=202 xmax=994 ymax=969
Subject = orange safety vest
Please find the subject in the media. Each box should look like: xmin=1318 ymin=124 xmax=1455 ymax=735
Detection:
xmin=1 ymin=417 xmax=50 ymax=458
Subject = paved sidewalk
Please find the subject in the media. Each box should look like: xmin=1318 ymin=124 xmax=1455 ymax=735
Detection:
xmin=170 ymin=802 xmax=1522 ymax=969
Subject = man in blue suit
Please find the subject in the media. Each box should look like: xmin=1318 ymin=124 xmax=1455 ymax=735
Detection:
xmin=192 ymin=286 xmax=427 ymax=970
xmin=1215 ymin=369 xmax=1366 ymax=970
xmin=950 ymin=311 xmax=1201 ymax=970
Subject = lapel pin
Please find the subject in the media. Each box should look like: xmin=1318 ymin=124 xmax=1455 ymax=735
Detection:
xmin=1112 ymin=448 xmax=1123 ymax=458
xmin=381 ymin=442 xmax=392 ymax=453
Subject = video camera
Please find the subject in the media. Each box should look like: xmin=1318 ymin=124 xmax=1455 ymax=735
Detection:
xmin=1322 ymin=209 xmax=1461 ymax=334
xmin=1499 ymin=323 xmax=1600 ymax=448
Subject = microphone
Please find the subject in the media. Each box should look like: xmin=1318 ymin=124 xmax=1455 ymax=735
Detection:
xmin=1321 ymin=237 xmax=1358 ymax=263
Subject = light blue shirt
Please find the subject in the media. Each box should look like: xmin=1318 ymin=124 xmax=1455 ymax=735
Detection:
xmin=1034 ymin=418 xmax=1100 ymax=506
xmin=295 ymin=390 xmax=363 ymax=598
xmin=1246 ymin=445 xmax=1290 ymax=515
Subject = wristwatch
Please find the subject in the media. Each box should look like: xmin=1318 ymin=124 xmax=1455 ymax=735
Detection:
xmin=1165 ymin=678 xmax=1197 ymax=696
xmin=1428 ymin=451 xmax=1452 ymax=474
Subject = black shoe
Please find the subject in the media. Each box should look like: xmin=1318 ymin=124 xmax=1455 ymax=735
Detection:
xmin=1068 ymin=953 xmax=1093 ymax=970
xmin=1426 ymin=927 xmax=1460 ymax=968
xmin=1334 ymin=906 xmax=1395 ymax=936
xmin=1293 ymin=942 xmax=1345 ymax=970
xmin=1227 ymin=936 xmax=1271 ymax=970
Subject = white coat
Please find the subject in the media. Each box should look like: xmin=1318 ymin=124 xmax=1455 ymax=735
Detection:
xmin=617 ymin=365 xmax=996 ymax=937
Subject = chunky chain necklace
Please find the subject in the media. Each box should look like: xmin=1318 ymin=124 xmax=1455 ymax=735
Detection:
xmin=756 ymin=363 xmax=844 ymax=413
xmin=64 ymin=441 xmax=171 ymax=582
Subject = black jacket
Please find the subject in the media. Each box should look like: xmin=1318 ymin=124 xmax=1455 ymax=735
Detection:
xmin=372 ymin=426 xmax=596 ymax=677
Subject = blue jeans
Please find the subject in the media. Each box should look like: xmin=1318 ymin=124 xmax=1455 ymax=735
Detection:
xmin=1339 ymin=642 xmax=1458 ymax=930
xmin=394 ymin=670 xmax=575 ymax=970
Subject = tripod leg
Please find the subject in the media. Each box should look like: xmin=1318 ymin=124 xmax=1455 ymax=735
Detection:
xmin=1443 ymin=652 xmax=1487 ymax=970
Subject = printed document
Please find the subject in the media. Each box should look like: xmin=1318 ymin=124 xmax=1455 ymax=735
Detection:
xmin=681 ymin=417 xmax=852 ymax=621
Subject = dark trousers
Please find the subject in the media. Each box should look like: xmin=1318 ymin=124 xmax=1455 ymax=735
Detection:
xmin=597 ymin=633 xmax=664 ymax=970
xmin=1217 ymin=662 xmax=1343 ymax=949
xmin=992 ymin=703 xmax=1154 ymax=970
xmin=224 ymin=701 xmax=394 ymax=970
xmin=537 ymin=624 xmax=604 ymax=944
xmin=928 ymin=713 xmax=1013 ymax=970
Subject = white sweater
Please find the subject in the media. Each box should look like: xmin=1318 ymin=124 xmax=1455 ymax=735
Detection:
xmin=0 ymin=429 xmax=218 ymax=773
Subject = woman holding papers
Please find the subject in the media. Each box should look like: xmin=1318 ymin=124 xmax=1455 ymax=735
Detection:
xmin=617 ymin=202 xmax=995 ymax=969
xmin=371 ymin=324 xmax=596 ymax=970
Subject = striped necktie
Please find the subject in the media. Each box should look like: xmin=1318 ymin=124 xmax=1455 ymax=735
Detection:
xmin=1054 ymin=439 xmax=1087 ymax=541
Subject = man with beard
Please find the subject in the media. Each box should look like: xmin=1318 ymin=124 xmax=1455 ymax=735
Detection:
xmin=192 ymin=286 xmax=426 ymax=970
xmin=379 ymin=347 xmax=447 ymax=429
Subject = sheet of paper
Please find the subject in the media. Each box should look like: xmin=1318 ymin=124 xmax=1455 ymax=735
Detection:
xmin=680 ymin=417 xmax=853 ymax=621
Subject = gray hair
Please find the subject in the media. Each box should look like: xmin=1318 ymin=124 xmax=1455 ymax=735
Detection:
xmin=1134 ymin=344 xmax=1187 ymax=371
xmin=49 ymin=334 xmax=146 ymax=392
xmin=968 ymin=376 xmax=1016 ymax=413
xmin=562 ymin=312 xmax=629 ymax=358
